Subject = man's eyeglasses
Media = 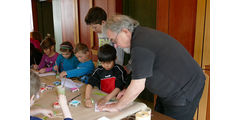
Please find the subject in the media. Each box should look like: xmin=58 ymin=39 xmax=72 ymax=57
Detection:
xmin=110 ymin=31 xmax=120 ymax=44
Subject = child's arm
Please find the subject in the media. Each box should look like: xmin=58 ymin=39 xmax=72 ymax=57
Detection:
xmin=58 ymin=95 xmax=72 ymax=119
xmin=38 ymin=55 xmax=46 ymax=70
xmin=84 ymin=84 xmax=94 ymax=108
xmin=66 ymin=63 xmax=94 ymax=78
xmin=98 ymin=88 xmax=120 ymax=106
xmin=30 ymin=108 xmax=54 ymax=118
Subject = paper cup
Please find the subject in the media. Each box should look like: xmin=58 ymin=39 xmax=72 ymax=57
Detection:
xmin=57 ymin=86 xmax=65 ymax=95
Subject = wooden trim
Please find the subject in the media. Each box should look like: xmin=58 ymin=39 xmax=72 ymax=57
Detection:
xmin=74 ymin=0 xmax=79 ymax=45
xmin=31 ymin=0 xmax=38 ymax=32
xmin=193 ymin=0 xmax=207 ymax=66
xmin=156 ymin=0 xmax=169 ymax=34
xmin=198 ymin=71 xmax=210 ymax=120
xmin=201 ymin=0 xmax=210 ymax=70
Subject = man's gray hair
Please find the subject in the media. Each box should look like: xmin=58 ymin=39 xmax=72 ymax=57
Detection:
xmin=102 ymin=15 xmax=139 ymax=35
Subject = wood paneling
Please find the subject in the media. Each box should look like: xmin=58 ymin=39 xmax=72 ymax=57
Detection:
xmin=61 ymin=0 xmax=77 ymax=47
xmin=31 ymin=0 xmax=38 ymax=32
xmin=202 ymin=0 xmax=210 ymax=69
xmin=198 ymin=71 xmax=210 ymax=120
xmin=194 ymin=0 xmax=207 ymax=66
xmin=156 ymin=0 xmax=169 ymax=33
xmin=156 ymin=0 xmax=197 ymax=56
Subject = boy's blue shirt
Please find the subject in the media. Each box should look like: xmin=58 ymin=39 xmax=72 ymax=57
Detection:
xmin=30 ymin=116 xmax=72 ymax=120
xmin=66 ymin=60 xmax=95 ymax=78
xmin=54 ymin=54 xmax=79 ymax=72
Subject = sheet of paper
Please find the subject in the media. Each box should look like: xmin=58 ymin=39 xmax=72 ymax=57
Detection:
xmin=60 ymin=78 xmax=83 ymax=88
xmin=38 ymin=72 xmax=56 ymax=77
xmin=95 ymin=101 xmax=117 ymax=112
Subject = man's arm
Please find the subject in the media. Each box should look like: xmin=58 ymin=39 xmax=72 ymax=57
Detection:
xmin=100 ymin=78 xmax=146 ymax=112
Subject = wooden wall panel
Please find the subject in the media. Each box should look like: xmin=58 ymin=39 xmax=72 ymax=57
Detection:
xmin=31 ymin=0 xmax=38 ymax=32
xmin=202 ymin=0 xmax=210 ymax=70
xmin=156 ymin=0 xmax=169 ymax=33
xmin=61 ymin=0 xmax=76 ymax=47
xmin=168 ymin=0 xmax=197 ymax=56
xmin=156 ymin=0 xmax=197 ymax=56
xmin=193 ymin=0 xmax=207 ymax=66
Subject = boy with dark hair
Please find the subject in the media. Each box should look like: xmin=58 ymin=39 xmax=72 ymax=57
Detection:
xmin=84 ymin=44 xmax=128 ymax=108
xmin=85 ymin=7 xmax=125 ymax=66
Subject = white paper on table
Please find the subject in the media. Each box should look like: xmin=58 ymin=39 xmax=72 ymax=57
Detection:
xmin=97 ymin=116 xmax=110 ymax=120
xmin=60 ymin=78 xmax=83 ymax=88
xmin=95 ymin=101 xmax=117 ymax=112
xmin=38 ymin=72 xmax=56 ymax=77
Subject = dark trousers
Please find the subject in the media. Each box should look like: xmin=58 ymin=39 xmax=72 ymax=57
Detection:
xmin=154 ymin=87 xmax=204 ymax=120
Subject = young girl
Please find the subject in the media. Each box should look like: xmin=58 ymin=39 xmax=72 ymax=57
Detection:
xmin=33 ymin=36 xmax=59 ymax=73
xmin=53 ymin=41 xmax=79 ymax=73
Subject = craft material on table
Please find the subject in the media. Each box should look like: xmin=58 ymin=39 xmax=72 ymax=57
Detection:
xmin=38 ymin=72 xmax=56 ymax=77
xmin=53 ymin=81 xmax=61 ymax=86
xmin=60 ymin=78 xmax=83 ymax=88
xmin=69 ymin=100 xmax=81 ymax=107
xmin=68 ymin=94 xmax=81 ymax=103
xmin=94 ymin=92 xmax=107 ymax=96
xmin=34 ymin=76 xmax=151 ymax=120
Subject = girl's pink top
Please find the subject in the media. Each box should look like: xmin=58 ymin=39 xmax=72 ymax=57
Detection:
xmin=38 ymin=52 xmax=59 ymax=72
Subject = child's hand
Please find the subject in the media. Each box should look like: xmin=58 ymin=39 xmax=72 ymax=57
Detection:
xmin=39 ymin=68 xmax=46 ymax=73
xmin=33 ymin=64 xmax=38 ymax=70
xmin=85 ymin=98 xmax=93 ymax=108
xmin=39 ymin=109 xmax=54 ymax=118
xmin=60 ymin=71 xmax=67 ymax=78
xmin=97 ymin=97 xmax=108 ymax=107
xmin=54 ymin=65 xmax=58 ymax=71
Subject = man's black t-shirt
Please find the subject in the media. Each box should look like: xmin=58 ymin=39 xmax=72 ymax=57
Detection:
xmin=130 ymin=26 xmax=206 ymax=106
xmin=88 ymin=64 xmax=127 ymax=93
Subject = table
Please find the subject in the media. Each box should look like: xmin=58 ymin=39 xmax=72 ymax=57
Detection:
xmin=32 ymin=75 xmax=174 ymax=120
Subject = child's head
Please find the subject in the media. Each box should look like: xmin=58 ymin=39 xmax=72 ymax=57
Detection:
xmin=85 ymin=7 xmax=107 ymax=33
xmin=98 ymin=44 xmax=116 ymax=70
xmin=30 ymin=31 xmax=42 ymax=43
xmin=74 ymin=43 xmax=90 ymax=63
xmin=40 ymin=36 xmax=56 ymax=56
xmin=60 ymin=41 xmax=74 ymax=59
xmin=30 ymin=70 xmax=41 ymax=106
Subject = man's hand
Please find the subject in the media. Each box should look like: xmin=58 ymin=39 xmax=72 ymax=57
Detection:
xmin=98 ymin=102 xmax=120 ymax=112
xmin=97 ymin=97 xmax=109 ymax=107
xmin=60 ymin=71 xmax=67 ymax=78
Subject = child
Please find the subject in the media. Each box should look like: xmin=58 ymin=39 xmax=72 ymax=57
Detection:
xmin=53 ymin=41 xmax=79 ymax=73
xmin=33 ymin=36 xmax=59 ymax=73
xmin=59 ymin=43 xmax=94 ymax=78
xmin=84 ymin=44 xmax=127 ymax=108
xmin=85 ymin=7 xmax=125 ymax=65
xmin=30 ymin=31 xmax=42 ymax=51
xmin=30 ymin=70 xmax=72 ymax=120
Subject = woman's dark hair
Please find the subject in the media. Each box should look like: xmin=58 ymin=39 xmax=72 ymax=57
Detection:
xmin=85 ymin=7 xmax=107 ymax=25
xmin=40 ymin=35 xmax=56 ymax=50
xmin=98 ymin=44 xmax=116 ymax=62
